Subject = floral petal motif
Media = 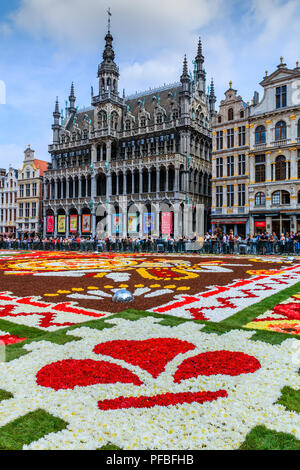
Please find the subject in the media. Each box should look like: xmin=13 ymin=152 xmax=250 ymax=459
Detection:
xmin=94 ymin=338 xmax=196 ymax=378
xmin=174 ymin=350 xmax=261 ymax=383
xmin=98 ymin=390 xmax=228 ymax=410
xmin=36 ymin=359 xmax=143 ymax=390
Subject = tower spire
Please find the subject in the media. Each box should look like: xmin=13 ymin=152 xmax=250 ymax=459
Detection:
xmin=52 ymin=97 xmax=61 ymax=143
xmin=194 ymin=37 xmax=206 ymax=94
xmin=69 ymin=82 xmax=76 ymax=113
xmin=95 ymin=11 xmax=120 ymax=100
xmin=107 ymin=7 xmax=112 ymax=33
xmin=209 ymin=78 xmax=216 ymax=115
xmin=54 ymin=97 xmax=60 ymax=115
xmin=181 ymin=55 xmax=189 ymax=81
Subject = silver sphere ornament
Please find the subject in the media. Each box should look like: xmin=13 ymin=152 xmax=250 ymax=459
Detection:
xmin=287 ymin=257 xmax=294 ymax=262
xmin=112 ymin=289 xmax=134 ymax=303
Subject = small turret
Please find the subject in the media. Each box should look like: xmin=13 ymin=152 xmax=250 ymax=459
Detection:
xmin=180 ymin=55 xmax=190 ymax=85
xmin=52 ymin=97 xmax=61 ymax=143
xmin=209 ymin=78 xmax=216 ymax=115
xmin=194 ymin=37 xmax=206 ymax=94
xmin=180 ymin=55 xmax=191 ymax=117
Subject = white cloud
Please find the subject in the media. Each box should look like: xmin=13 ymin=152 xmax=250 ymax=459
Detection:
xmin=245 ymin=0 xmax=300 ymax=60
xmin=10 ymin=0 xmax=224 ymax=54
xmin=0 ymin=144 xmax=26 ymax=169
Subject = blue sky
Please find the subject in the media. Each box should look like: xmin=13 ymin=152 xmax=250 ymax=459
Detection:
xmin=0 ymin=0 xmax=299 ymax=168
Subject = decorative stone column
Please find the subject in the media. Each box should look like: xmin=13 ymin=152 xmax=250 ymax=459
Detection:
xmin=91 ymin=212 xmax=96 ymax=237
xmin=123 ymin=172 xmax=127 ymax=195
xmin=156 ymin=167 xmax=160 ymax=194
xmin=106 ymin=173 xmax=112 ymax=199
xmin=78 ymin=178 xmax=82 ymax=198
xmin=54 ymin=214 xmax=57 ymax=238
xmin=66 ymin=214 xmax=69 ymax=237
xmin=166 ymin=168 xmax=169 ymax=192
xmin=173 ymin=202 xmax=179 ymax=238
xmin=91 ymin=175 xmax=97 ymax=197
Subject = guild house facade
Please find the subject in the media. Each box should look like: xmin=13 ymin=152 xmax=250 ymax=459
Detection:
xmin=248 ymin=58 xmax=300 ymax=235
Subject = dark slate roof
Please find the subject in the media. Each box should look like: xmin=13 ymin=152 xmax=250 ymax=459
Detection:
xmin=65 ymin=82 xmax=182 ymax=131
xmin=125 ymin=83 xmax=181 ymax=119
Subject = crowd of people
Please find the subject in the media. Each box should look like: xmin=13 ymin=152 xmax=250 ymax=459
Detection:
xmin=203 ymin=231 xmax=300 ymax=255
xmin=0 ymin=231 xmax=300 ymax=255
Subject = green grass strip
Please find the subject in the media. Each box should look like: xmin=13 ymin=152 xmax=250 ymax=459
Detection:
xmin=0 ymin=409 xmax=68 ymax=450
xmin=0 ymin=318 xmax=47 ymax=341
xmin=240 ymin=425 xmax=300 ymax=450
xmin=220 ymin=281 xmax=300 ymax=329
xmin=3 ymin=303 xmax=300 ymax=363
xmin=0 ymin=389 xmax=13 ymax=402
xmin=276 ymin=386 xmax=300 ymax=413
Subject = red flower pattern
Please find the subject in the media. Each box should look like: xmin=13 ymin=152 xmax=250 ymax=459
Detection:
xmin=98 ymin=390 xmax=228 ymax=410
xmin=36 ymin=338 xmax=261 ymax=409
xmin=36 ymin=359 xmax=142 ymax=390
xmin=0 ymin=334 xmax=26 ymax=345
xmin=272 ymin=302 xmax=300 ymax=320
xmin=173 ymin=350 xmax=261 ymax=383
xmin=93 ymin=338 xmax=195 ymax=378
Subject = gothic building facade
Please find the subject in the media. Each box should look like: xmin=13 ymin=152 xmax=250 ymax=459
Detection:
xmin=44 ymin=25 xmax=215 ymax=238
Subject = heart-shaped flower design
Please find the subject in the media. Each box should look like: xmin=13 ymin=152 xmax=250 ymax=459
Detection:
xmin=36 ymin=338 xmax=261 ymax=410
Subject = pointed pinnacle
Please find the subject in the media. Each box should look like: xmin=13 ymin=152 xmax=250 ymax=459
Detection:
xmin=183 ymin=54 xmax=188 ymax=75
xmin=197 ymin=37 xmax=202 ymax=56
xmin=70 ymin=82 xmax=75 ymax=98
xmin=54 ymin=97 xmax=60 ymax=114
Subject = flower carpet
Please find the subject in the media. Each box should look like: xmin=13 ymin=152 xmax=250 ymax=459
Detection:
xmin=0 ymin=250 xmax=299 ymax=450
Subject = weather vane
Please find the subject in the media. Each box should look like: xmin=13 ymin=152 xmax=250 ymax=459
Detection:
xmin=107 ymin=7 xmax=112 ymax=32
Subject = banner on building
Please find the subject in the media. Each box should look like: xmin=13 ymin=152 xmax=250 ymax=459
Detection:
xmin=57 ymin=215 xmax=66 ymax=233
xmin=128 ymin=213 xmax=138 ymax=233
xmin=161 ymin=212 xmax=173 ymax=235
xmin=82 ymin=214 xmax=91 ymax=233
xmin=112 ymin=214 xmax=122 ymax=234
xmin=255 ymin=221 xmax=266 ymax=228
xmin=69 ymin=215 xmax=78 ymax=233
xmin=46 ymin=215 xmax=54 ymax=233
xmin=144 ymin=213 xmax=154 ymax=233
